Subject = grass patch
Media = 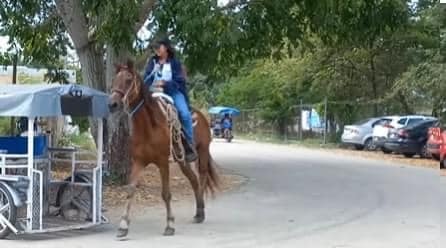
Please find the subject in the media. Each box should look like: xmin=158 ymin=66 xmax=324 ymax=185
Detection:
xmin=59 ymin=132 xmax=97 ymax=161
xmin=59 ymin=132 xmax=96 ymax=151
xmin=70 ymin=132 xmax=96 ymax=151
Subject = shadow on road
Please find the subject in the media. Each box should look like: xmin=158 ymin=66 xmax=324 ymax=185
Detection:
xmin=6 ymin=224 xmax=112 ymax=242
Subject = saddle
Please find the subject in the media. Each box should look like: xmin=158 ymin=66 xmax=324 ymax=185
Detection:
xmin=152 ymin=93 xmax=196 ymax=163
xmin=152 ymin=92 xmax=198 ymax=126
xmin=152 ymin=92 xmax=174 ymax=105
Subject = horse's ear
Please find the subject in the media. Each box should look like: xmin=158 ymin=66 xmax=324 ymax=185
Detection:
xmin=114 ymin=63 xmax=122 ymax=74
xmin=126 ymin=59 xmax=135 ymax=72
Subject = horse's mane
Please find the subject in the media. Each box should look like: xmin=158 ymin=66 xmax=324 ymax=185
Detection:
xmin=116 ymin=59 xmax=162 ymax=126
xmin=135 ymin=67 xmax=162 ymax=127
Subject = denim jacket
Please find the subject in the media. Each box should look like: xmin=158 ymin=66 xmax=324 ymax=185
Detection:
xmin=143 ymin=56 xmax=187 ymax=97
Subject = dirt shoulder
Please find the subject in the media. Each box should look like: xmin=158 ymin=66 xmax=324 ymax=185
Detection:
xmin=239 ymin=139 xmax=439 ymax=170
xmin=319 ymin=148 xmax=439 ymax=169
xmin=103 ymin=163 xmax=245 ymax=215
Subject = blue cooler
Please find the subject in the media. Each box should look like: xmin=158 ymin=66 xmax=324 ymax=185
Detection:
xmin=0 ymin=135 xmax=47 ymax=156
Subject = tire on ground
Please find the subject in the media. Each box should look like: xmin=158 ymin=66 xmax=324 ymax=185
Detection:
xmin=0 ymin=183 xmax=17 ymax=239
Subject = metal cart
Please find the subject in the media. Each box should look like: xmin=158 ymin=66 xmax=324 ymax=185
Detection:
xmin=0 ymin=83 xmax=109 ymax=239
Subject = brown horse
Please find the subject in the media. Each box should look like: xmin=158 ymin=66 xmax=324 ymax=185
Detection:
xmin=108 ymin=60 xmax=220 ymax=238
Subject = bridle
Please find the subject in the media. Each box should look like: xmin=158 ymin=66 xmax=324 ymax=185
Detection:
xmin=112 ymin=88 xmax=126 ymax=98
xmin=111 ymin=66 xmax=145 ymax=117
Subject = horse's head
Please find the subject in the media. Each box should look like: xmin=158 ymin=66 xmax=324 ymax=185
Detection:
xmin=109 ymin=59 xmax=141 ymax=113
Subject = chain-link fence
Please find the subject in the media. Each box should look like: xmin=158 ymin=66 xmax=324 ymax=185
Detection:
xmin=232 ymin=99 xmax=434 ymax=144
xmin=235 ymin=105 xmax=328 ymax=144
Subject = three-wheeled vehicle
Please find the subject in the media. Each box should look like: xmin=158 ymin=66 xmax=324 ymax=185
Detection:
xmin=0 ymin=83 xmax=108 ymax=239
xmin=208 ymin=106 xmax=240 ymax=142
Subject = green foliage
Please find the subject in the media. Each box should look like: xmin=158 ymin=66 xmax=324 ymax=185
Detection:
xmin=82 ymin=0 xmax=144 ymax=51
xmin=393 ymin=2 xmax=445 ymax=116
xmin=44 ymin=69 xmax=70 ymax=84
xmin=17 ymin=72 xmax=42 ymax=84
xmin=218 ymin=1 xmax=444 ymax=130
xmin=75 ymin=68 xmax=82 ymax=83
xmin=71 ymin=117 xmax=90 ymax=133
xmin=0 ymin=118 xmax=11 ymax=135
xmin=1 ymin=0 xmax=444 ymax=145
xmin=0 ymin=0 xmax=70 ymax=67
xmin=151 ymin=0 xmax=328 ymax=78
xmin=188 ymin=73 xmax=217 ymax=109
xmin=217 ymin=57 xmax=314 ymax=125
xmin=305 ymin=0 xmax=410 ymax=47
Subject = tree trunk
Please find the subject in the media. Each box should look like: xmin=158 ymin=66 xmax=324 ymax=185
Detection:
xmin=77 ymin=46 xmax=106 ymax=90
xmin=12 ymin=55 xmax=17 ymax=84
xmin=277 ymin=118 xmax=287 ymax=138
xmin=76 ymin=44 xmax=113 ymax=174
xmin=55 ymin=0 xmax=156 ymax=185
xmin=10 ymin=54 xmax=17 ymax=135
xmin=45 ymin=117 xmax=64 ymax=147
xmin=369 ymin=54 xmax=378 ymax=116
xmin=327 ymin=113 xmax=337 ymax=142
xmin=397 ymin=92 xmax=413 ymax=114
xmin=105 ymin=46 xmax=132 ymax=185
xmin=107 ymin=110 xmax=131 ymax=184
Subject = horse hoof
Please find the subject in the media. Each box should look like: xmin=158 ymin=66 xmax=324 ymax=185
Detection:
xmin=163 ymin=227 xmax=175 ymax=236
xmin=193 ymin=215 xmax=205 ymax=224
xmin=194 ymin=209 xmax=205 ymax=223
xmin=116 ymin=228 xmax=129 ymax=239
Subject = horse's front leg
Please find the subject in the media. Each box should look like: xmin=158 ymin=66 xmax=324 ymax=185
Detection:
xmin=116 ymin=161 xmax=143 ymax=239
xmin=159 ymin=160 xmax=175 ymax=236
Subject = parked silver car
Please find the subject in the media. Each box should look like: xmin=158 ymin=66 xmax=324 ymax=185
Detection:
xmin=341 ymin=117 xmax=392 ymax=151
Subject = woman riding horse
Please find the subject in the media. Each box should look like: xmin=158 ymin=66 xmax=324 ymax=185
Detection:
xmin=109 ymin=59 xmax=220 ymax=238
xmin=143 ymin=37 xmax=197 ymax=162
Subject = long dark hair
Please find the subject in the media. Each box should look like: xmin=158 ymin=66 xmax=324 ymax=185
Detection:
xmin=165 ymin=43 xmax=175 ymax=58
xmin=155 ymin=37 xmax=175 ymax=58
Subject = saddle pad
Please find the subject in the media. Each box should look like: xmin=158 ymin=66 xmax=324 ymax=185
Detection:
xmin=152 ymin=92 xmax=174 ymax=104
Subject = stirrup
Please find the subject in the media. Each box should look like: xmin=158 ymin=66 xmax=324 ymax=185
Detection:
xmin=182 ymin=139 xmax=198 ymax=162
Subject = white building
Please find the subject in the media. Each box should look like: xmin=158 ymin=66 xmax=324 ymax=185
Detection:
xmin=0 ymin=66 xmax=76 ymax=84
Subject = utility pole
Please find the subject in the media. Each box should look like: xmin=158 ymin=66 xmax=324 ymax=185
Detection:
xmin=299 ymin=99 xmax=303 ymax=140
xmin=323 ymin=97 xmax=328 ymax=145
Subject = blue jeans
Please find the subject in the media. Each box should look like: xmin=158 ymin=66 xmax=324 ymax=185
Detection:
xmin=171 ymin=91 xmax=194 ymax=145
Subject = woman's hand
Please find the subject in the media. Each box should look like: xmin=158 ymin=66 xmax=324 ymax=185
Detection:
xmin=154 ymin=80 xmax=165 ymax=87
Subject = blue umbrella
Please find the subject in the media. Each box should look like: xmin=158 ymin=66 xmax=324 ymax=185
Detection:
xmin=208 ymin=106 xmax=240 ymax=116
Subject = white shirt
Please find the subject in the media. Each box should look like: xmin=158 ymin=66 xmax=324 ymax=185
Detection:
xmin=154 ymin=62 xmax=173 ymax=82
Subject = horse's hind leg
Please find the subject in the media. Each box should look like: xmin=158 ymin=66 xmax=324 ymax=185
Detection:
xmin=195 ymin=146 xmax=212 ymax=222
xmin=117 ymin=162 xmax=143 ymax=239
xmin=178 ymin=161 xmax=205 ymax=223
xmin=159 ymin=161 xmax=175 ymax=236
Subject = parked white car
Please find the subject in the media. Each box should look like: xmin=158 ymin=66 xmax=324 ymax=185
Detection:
xmin=372 ymin=115 xmax=436 ymax=153
xmin=341 ymin=117 xmax=393 ymax=151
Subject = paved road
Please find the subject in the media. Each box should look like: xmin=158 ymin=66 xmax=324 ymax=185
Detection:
xmin=4 ymin=140 xmax=442 ymax=247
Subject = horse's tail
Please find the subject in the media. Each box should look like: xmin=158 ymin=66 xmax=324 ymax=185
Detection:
xmin=191 ymin=107 xmax=221 ymax=197
xmin=205 ymin=154 xmax=221 ymax=197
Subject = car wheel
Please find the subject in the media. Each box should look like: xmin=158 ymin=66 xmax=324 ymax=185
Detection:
xmin=381 ymin=147 xmax=392 ymax=154
xmin=420 ymin=143 xmax=428 ymax=158
xmin=403 ymin=153 xmax=415 ymax=158
xmin=441 ymin=160 xmax=445 ymax=169
xmin=354 ymin=145 xmax=364 ymax=150
xmin=364 ymin=138 xmax=375 ymax=151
